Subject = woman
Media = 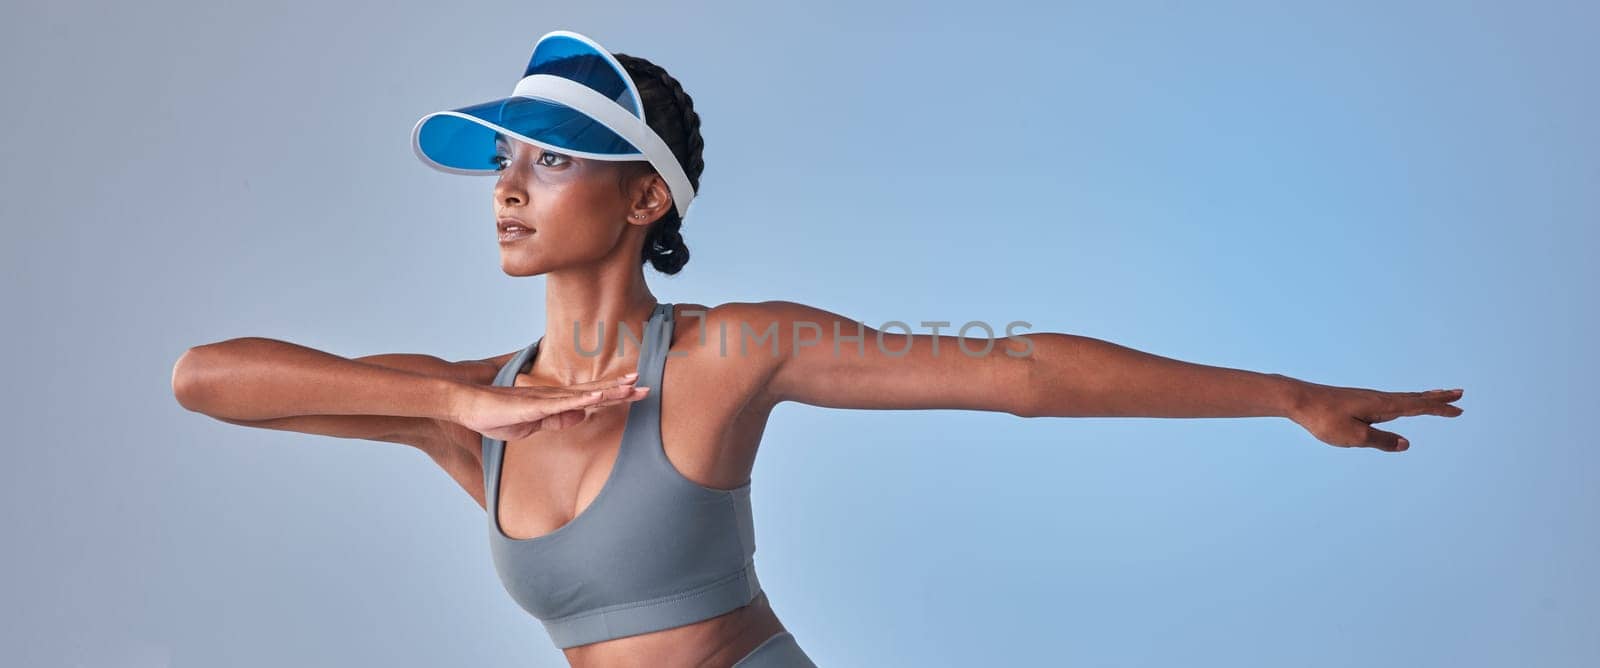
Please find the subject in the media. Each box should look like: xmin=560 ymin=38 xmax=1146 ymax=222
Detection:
xmin=170 ymin=30 xmax=1463 ymax=667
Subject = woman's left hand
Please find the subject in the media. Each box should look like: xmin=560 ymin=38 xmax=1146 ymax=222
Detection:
xmin=1285 ymin=381 xmax=1464 ymax=452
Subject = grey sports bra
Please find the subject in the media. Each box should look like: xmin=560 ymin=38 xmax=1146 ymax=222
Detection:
xmin=480 ymin=302 xmax=763 ymax=648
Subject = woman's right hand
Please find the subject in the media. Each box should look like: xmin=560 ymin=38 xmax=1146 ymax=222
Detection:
xmin=452 ymin=372 xmax=650 ymax=442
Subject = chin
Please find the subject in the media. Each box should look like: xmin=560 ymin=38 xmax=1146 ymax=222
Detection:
xmin=501 ymin=264 xmax=551 ymax=278
xmin=498 ymin=254 xmax=552 ymax=277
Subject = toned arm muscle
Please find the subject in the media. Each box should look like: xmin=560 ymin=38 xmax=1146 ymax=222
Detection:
xmin=172 ymin=338 xmax=514 ymax=453
xmin=706 ymin=301 xmax=1035 ymax=414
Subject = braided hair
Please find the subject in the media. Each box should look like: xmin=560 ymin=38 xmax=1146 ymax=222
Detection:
xmin=611 ymin=53 xmax=702 ymax=275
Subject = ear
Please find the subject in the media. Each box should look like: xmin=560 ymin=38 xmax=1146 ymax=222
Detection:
xmin=625 ymin=169 xmax=674 ymax=227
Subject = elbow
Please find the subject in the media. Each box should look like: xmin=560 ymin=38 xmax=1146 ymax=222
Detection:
xmin=171 ymin=346 xmax=210 ymax=412
xmin=1005 ymin=356 xmax=1043 ymax=419
xmin=172 ymin=340 xmax=248 ymax=414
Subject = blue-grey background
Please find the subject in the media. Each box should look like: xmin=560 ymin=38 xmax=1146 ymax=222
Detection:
xmin=3 ymin=0 xmax=1594 ymax=666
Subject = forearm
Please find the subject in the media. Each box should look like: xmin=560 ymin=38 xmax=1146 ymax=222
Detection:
xmin=172 ymin=337 xmax=465 ymax=423
xmin=1021 ymin=332 xmax=1304 ymax=419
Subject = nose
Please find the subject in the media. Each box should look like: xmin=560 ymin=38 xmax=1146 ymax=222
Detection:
xmin=494 ymin=170 xmax=526 ymax=208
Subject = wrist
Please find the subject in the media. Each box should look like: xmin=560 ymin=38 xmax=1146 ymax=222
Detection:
xmin=432 ymin=377 xmax=479 ymax=425
xmin=1269 ymin=373 xmax=1311 ymax=421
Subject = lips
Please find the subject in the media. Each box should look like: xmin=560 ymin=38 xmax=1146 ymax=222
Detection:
xmin=498 ymin=217 xmax=534 ymax=244
xmin=497 ymin=217 xmax=531 ymax=233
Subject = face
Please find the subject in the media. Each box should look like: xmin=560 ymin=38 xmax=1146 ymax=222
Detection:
xmin=491 ymin=135 xmax=663 ymax=276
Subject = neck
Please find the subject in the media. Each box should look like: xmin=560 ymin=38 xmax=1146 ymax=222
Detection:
xmin=539 ymin=264 xmax=658 ymax=385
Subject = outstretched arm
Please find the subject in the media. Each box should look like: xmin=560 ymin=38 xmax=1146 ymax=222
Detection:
xmin=719 ymin=301 xmax=1463 ymax=452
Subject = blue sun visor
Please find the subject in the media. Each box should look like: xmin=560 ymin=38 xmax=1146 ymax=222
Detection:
xmin=411 ymin=30 xmax=696 ymax=218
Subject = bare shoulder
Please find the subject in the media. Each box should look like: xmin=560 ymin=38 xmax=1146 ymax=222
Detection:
xmin=668 ymin=300 xmax=793 ymax=361
xmin=672 ymin=299 xmax=859 ymax=354
xmin=671 ymin=299 xmax=830 ymax=340
xmin=665 ymin=300 xmax=839 ymax=408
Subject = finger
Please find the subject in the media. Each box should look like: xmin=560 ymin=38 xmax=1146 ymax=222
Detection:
xmin=534 ymin=408 xmax=591 ymax=432
xmin=589 ymin=385 xmax=652 ymax=408
xmin=598 ymin=383 xmax=647 ymax=400
xmin=1360 ymin=424 xmax=1409 ymax=452
xmin=514 ymin=374 xmax=639 ymax=399
xmin=497 ymin=422 xmax=537 ymax=442
xmin=575 ymin=388 xmax=653 ymax=415
xmin=572 ymin=385 xmax=645 ymax=410
xmin=528 ymin=386 xmax=646 ymax=421
xmin=1375 ymin=401 xmax=1451 ymax=420
xmin=1421 ymin=388 xmax=1464 ymax=402
xmin=1384 ymin=388 xmax=1460 ymax=400
xmin=1429 ymin=401 xmax=1464 ymax=417
xmin=537 ymin=383 xmax=628 ymax=399
xmin=515 ymin=384 xmax=612 ymax=400
xmin=524 ymin=389 xmax=612 ymax=423
xmin=1405 ymin=394 xmax=1464 ymax=418
xmin=1370 ymin=389 xmax=1464 ymax=421
xmin=563 ymin=372 xmax=642 ymax=392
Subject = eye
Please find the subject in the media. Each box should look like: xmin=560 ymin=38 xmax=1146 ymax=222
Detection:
xmin=490 ymin=150 xmax=569 ymax=172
